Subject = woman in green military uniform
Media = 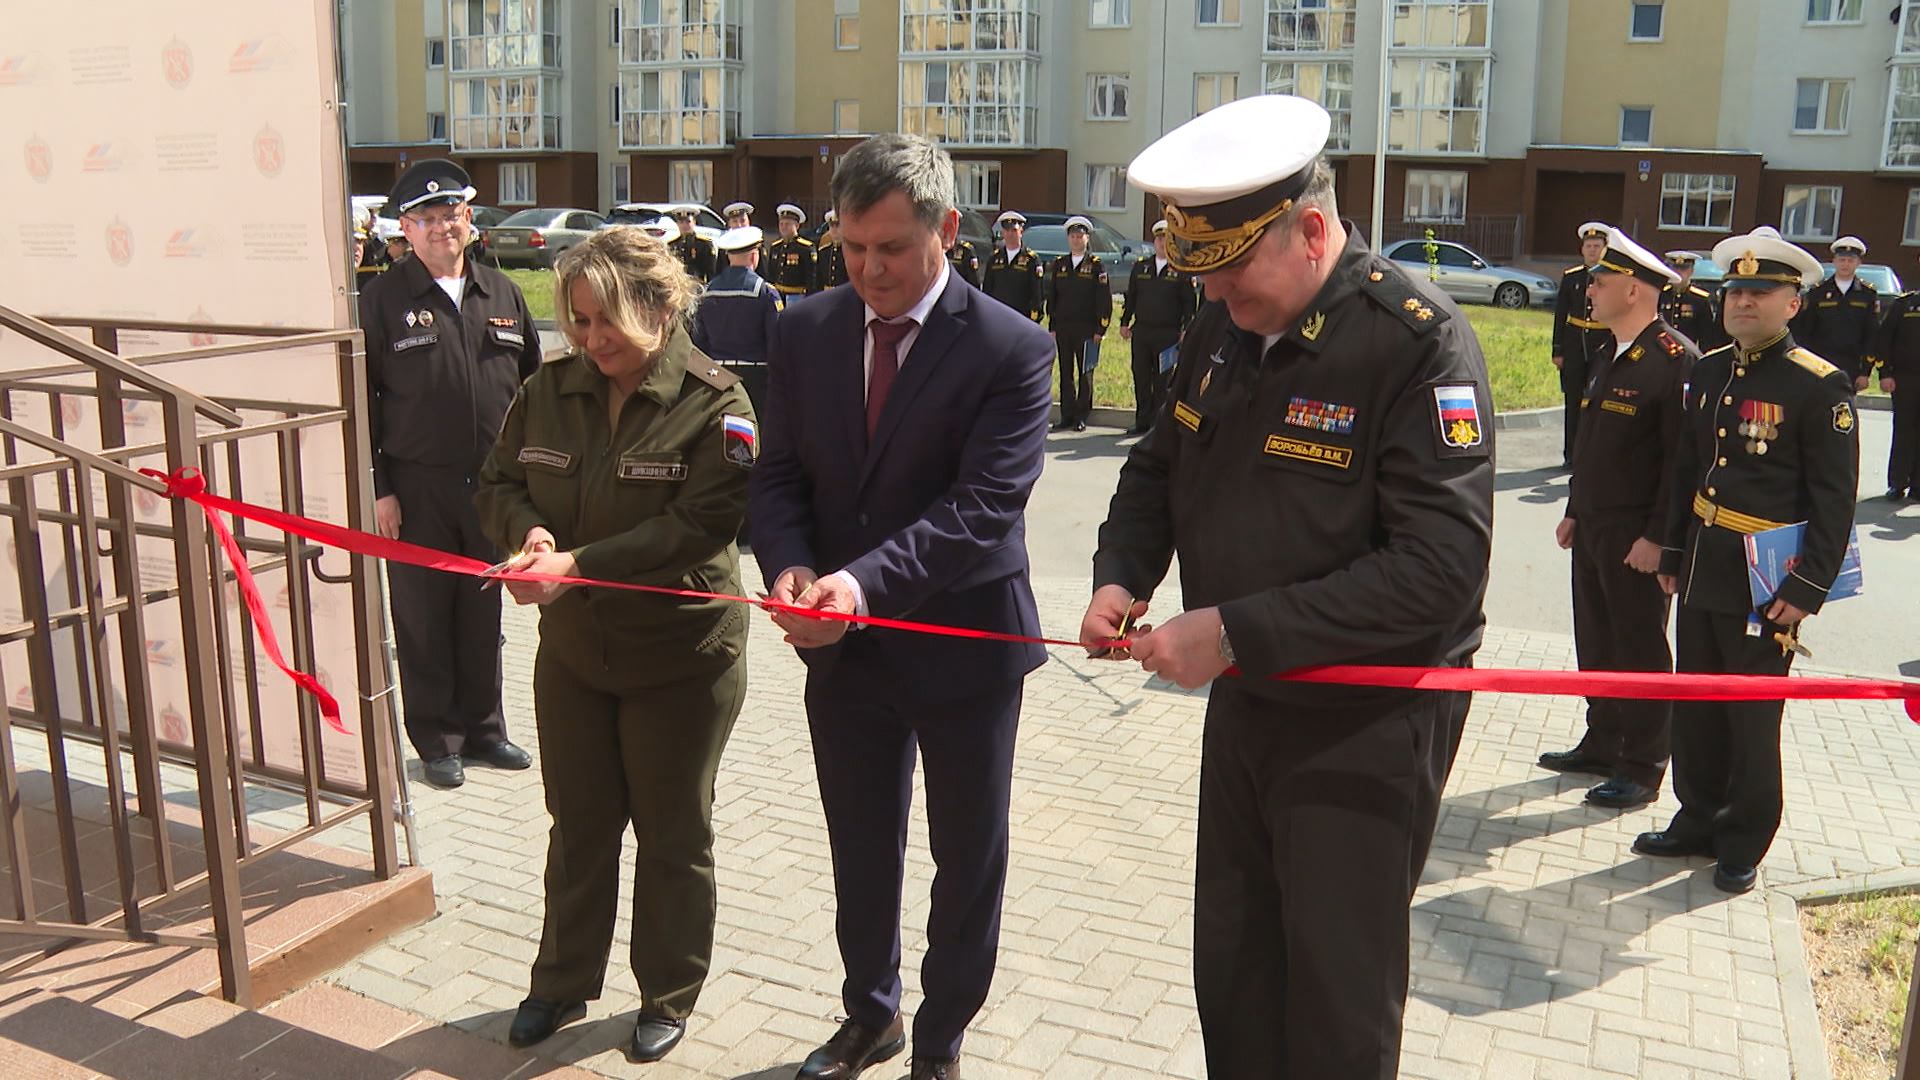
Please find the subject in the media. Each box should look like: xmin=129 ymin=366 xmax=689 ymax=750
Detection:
xmin=475 ymin=226 xmax=755 ymax=1064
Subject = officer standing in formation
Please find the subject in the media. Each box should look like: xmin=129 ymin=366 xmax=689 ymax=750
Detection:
xmin=1045 ymin=216 xmax=1111 ymax=432
xmin=1794 ymin=236 xmax=1880 ymax=389
xmin=1542 ymin=227 xmax=1693 ymax=812
xmin=358 ymin=159 xmax=539 ymax=788
xmin=667 ymin=208 xmax=718 ymax=282
xmin=692 ymin=226 xmax=783 ymax=409
xmin=812 ymin=209 xmax=848 ymax=291
xmin=1083 ymin=95 xmax=1492 ymax=1079
xmin=722 ymin=200 xmax=754 ymax=231
xmin=766 ymin=203 xmax=816 ymax=302
xmin=1118 ymin=219 xmax=1197 ymax=435
xmin=1870 ymin=252 xmax=1920 ymax=500
xmin=1552 ymin=223 xmax=1614 ymax=467
xmin=1659 ymin=251 xmax=1724 ymax=350
xmin=947 ymin=231 xmax=982 ymax=288
xmin=982 ymin=210 xmax=1046 ymax=321
xmin=1639 ymin=229 xmax=1859 ymax=894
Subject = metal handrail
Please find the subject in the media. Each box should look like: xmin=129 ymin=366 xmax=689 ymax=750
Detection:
xmin=0 ymin=306 xmax=243 ymax=427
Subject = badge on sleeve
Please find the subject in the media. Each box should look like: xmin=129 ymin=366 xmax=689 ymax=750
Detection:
xmin=722 ymin=414 xmax=757 ymax=469
xmin=1832 ymin=401 xmax=1855 ymax=433
xmin=1431 ymin=384 xmax=1487 ymax=456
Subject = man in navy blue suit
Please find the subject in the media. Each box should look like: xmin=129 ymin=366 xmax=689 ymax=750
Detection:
xmin=748 ymin=134 xmax=1054 ymax=1080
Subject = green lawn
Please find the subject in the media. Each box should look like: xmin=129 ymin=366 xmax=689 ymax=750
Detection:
xmin=503 ymin=268 xmax=1560 ymax=414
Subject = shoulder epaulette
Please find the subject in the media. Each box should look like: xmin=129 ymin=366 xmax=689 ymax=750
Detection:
xmin=1362 ymin=262 xmax=1449 ymax=334
xmin=686 ymin=357 xmax=741 ymax=391
xmin=1689 ymin=285 xmax=1711 ymax=298
xmin=1701 ymin=342 xmax=1736 ymax=361
xmin=1786 ymin=347 xmax=1840 ymax=378
xmin=1564 ymin=264 xmax=1585 ymax=275
xmin=1655 ymin=329 xmax=1688 ymax=357
xmin=798 ymin=237 xmax=813 ymax=247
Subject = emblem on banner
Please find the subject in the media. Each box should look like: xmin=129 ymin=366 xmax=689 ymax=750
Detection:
xmin=161 ymin=38 xmax=193 ymax=89
xmin=105 ymin=217 xmax=134 ymax=266
xmin=253 ymin=125 xmax=284 ymax=177
xmin=0 ymin=54 xmax=40 ymax=88
xmin=23 ymin=136 xmax=50 ymax=183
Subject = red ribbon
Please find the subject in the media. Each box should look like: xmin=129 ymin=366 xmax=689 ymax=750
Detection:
xmin=142 ymin=468 xmax=1920 ymax=726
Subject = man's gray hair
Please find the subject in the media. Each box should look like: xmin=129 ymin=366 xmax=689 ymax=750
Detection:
xmin=1271 ymin=158 xmax=1339 ymax=241
xmin=830 ymin=133 xmax=956 ymax=232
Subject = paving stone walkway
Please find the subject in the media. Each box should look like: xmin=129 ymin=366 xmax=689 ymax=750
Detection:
xmin=324 ymin=576 xmax=1920 ymax=1079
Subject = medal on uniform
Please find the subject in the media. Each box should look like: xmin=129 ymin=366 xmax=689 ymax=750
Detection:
xmin=1738 ymin=400 xmax=1783 ymax=454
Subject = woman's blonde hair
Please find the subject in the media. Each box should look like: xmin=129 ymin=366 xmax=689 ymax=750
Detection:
xmin=552 ymin=226 xmax=702 ymax=355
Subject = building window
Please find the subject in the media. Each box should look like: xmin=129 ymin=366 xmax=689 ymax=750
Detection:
xmin=900 ymin=59 xmax=1039 ymax=146
xmin=901 ymin=0 xmax=1039 ymax=52
xmin=1086 ymin=164 xmax=1128 ymax=211
xmin=452 ymin=0 xmax=562 ymax=71
xmin=427 ymin=39 xmax=447 ymax=68
xmin=1404 ymin=169 xmax=1467 ymax=223
xmin=620 ymin=0 xmax=743 ymax=63
xmin=1388 ymin=59 xmax=1487 ymax=154
xmin=1658 ymin=173 xmax=1735 ymax=230
xmin=499 ymin=162 xmax=536 ymax=205
xmin=1888 ymin=65 xmax=1920 ymax=166
xmin=953 ymin=161 xmax=1002 ymax=210
xmin=454 ymin=74 xmax=564 ymax=150
xmin=1088 ymin=73 xmax=1130 ymax=120
xmin=1628 ymin=1 xmax=1663 ymax=40
xmin=610 ymin=161 xmax=631 ymax=204
xmin=835 ymin=99 xmax=860 ymax=133
xmin=1264 ymin=61 xmax=1353 ymax=149
xmin=1197 ymin=0 xmax=1242 ymax=27
xmin=1794 ymin=78 xmax=1851 ymax=133
xmin=1904 ymin=188 xmax=1920 ymax=243
xmin=1265 ymin=0 xmax=1357 ymax=52
xmin=836 ymin=14 xmax=860 ymax=48
xmin=1905 ymin=0 xmax=1920 ymax=54
xmin=428 ymin=111 xmax=448 ymax=141
xmin=1391 ymin=0 xmax=1490 ymax=47
xmin=1805 ymin=0 xmax=1862 ymax=23
xmin=1091 ymin=0 xmax=1131 ymax=27
xmin=1781 ymin=184 xmax=1843 ymax=241
xmin=1194 ymin=72 xmax=1239 ymax=114
xmin=669 ymin=160 xmax=712 ymax=203
xmin=620 ymin=67 xmax=743 ymax=148
xmin=1620 ymin=106 xmax=1653 ymax=146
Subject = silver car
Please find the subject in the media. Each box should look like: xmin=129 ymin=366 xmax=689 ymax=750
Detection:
xmin=1380 ymin=238 xmax=1557 ymax=309
xmin=484 ymin=207 xmax=608 ymax=269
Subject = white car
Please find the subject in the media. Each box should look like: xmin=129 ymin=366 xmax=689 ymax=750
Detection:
xmin=606 ymin=202 xmax=724 ymax=244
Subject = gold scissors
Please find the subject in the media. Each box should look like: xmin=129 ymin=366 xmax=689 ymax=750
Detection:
xmin=1089 ymin=603 xmax=1136 ymax=660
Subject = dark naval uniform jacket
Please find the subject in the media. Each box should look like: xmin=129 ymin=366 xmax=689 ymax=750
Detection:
xmin=982 ymin=245 xmax=1046 ymax=321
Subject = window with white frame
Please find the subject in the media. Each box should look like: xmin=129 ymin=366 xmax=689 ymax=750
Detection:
xmin=1391 ymin=0 xmax=1489 ymax=47
xmin=899 ymin=58 xmax=1040 ymax=146
xmin=900 ymin=0 xmax=1039 ymax=52
xmin=1805 ymin=0 xmax=1862 ymax=23
xmin=836 ymin=14 xmax=859 ymax=48
xmin=1904 ymin=0 xmax=1920 ymax=54
xmin=953 ymin=161 xmax=1002 ymax=210
xmin=454 ymin=74 xmax=564 ymax=150
xmin=1388 ymin=58 xmax=1488 ymax=154
xmin=1629 ymin=1 xmax=1663 ymax=40
xmin=1088 ymin=73 xmax=1130 ymax=120
xmin=1086 ymin=164 xmax=1128 ymax=211
xmin=1794 ymin=78 xmax=1851 ymax=133
xmin=835 ymin=100 xmax=860 ymax=133
xmin=1090 ymin=0 xmax=1131 ymax=28
xmin=499 ymin=162 xmax=536 ymax=205
xmin=1404 ymin=169 xmax=1467 ymax=223
xmin=669 ymin=159 xmax=711 ymax=202
xmin=1620 ymin=106 xmax=1653 ymax=146
xmin=610 ymin=161 xmax=631 ymax=204
xmin=1264 ymin=61 xmax=1353 ymax=149
xmin=1195 ymin=72 xmax=1240 ymax=114
xmin=1781 ymin=184 xmax=1843 ymax=241
xmin=1905 ymin=188 xmax=1920 ymax=243
xmin=620 ymin=0 xmax=742 ymax=63
xmin=428 ymin=111 xmax=448 ymax=141
xmin=620 ymin=67 xmax=742 ymax=148
xmin=1265 ymin=0 xmax=1357 ymax=52
xmin=1198 ymin=0 xmax=1242 ymax=26
xmin=1887 ymin=64 xmax=1920 ymax=166
xmin=428 ymin=39 xmax=447 ymax=67
xmin=1658 ymin=173 xmax=1735 ymax=230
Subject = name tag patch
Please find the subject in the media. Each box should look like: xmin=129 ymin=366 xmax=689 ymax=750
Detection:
xmin=517 ymin=447 xmax=573 ymax=469
xmin=1173 ymin=400 xmax=1203 ymax=432
xmin=1263 ymin=434 xmax=1353 ymax=469
xmin=1601 ymin=400 xmax=1638 ymax=416
xmin=618 ymin=459 xmax=687 ymax=482
xmin=392 ymin=334 xmax=437 ymax=352
xmin=490 ymin=328 xmax=526 ymax=346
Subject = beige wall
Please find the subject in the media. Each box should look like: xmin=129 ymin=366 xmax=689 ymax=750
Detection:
xmin=1559 ymin=0 xmax=1728 ymax=148
xmin=791 ymin=0 xmax=899 ymax=135
xmin=390 ymin=0 xmax=429 ymax=143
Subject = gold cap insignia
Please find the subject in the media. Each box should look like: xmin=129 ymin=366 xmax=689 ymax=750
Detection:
xmin=1735 ymin=252 xmax=1759 ymax=277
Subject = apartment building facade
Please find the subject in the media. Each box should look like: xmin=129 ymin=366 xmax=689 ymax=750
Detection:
xmin=341 ymin=0 xmax=1920 ymax=261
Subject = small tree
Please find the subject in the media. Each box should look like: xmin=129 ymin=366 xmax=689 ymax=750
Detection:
xmin=1422 ymin=227 xmax=1441 ymax=283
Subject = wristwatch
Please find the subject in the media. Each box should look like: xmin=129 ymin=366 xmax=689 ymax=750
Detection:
xmin=1218 ymin=624 xmax=1236 ymax=666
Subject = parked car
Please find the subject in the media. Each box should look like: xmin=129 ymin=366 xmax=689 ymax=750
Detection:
xmin=1379 ymin=238 xmax=1557 ymax=309
xmin=466 ymin=204 xmax=509 ymax=263
xmin=1015 ymin=214 xmax=1145 ymax=291
xmin=483 ymin=208 xmax=608 ymax=268
xmin=608 ymin=202 xmax=724 ymax=243
xmin=1680 ymin=257 xmax=1902 ymax=299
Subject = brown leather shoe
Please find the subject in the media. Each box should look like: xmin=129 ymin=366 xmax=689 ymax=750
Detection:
xmin=910 ymin=1056 xmax=961 ymax=1079
xmin=796 ymin=1015 xmax=906 ymax=1079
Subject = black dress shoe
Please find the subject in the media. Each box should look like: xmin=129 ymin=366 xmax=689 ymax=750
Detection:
xmin=1073 ymin=421 xmax=1088 ymax=432
xmin=1714 ymin=863 xmax=1758 ymax=894
xmin=627 ymin=1013 xmax=684 ymax=1062
xmin=508 ymin=998 xmax=586 ymax=1048
xmin=910 ymin=1056 xmax=962 ymax=1080
xmin=1632 ymin=830 xmax=1713 ymax=858
xmin=1537 ymin=748 xmax=1612 ymax=777
xmin=797 ymin=1015 xmax=906 ymax=1079
xmin=1889 ymin=488 xmax=1910 ymax=501
xmin=464 ymin=740 xmax=532 ymax=770
xmin=1585 ymin=779 xmax=1658 ymax=810
xmin=421 ymin=755 xmax=465 ymax=789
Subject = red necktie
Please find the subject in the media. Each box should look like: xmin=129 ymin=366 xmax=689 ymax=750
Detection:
xmin=867 ymin=318 xmax=916 ymax=438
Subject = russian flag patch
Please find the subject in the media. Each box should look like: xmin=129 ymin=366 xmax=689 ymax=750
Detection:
xmin=1432 ymin=385 xmax=1484 ymax=452
xmin=722 ymin=414 xmax=757 ymax=469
